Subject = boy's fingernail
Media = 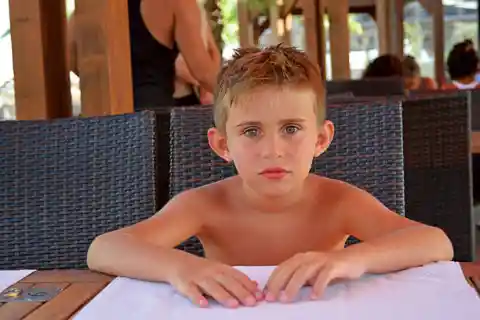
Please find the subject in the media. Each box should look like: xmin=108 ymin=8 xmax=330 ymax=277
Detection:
xmin=255 ymin=291 xmax=264 ymax=300
xmin=199 ymin=298 xmax=209 ymax=307
xmin=245 ymin=296 xmax=256 ymax=306
xmin=310 ymin=293 xmax=318 ymax=300
xmin=280 ymin=292 xmax=289 ymax=303
xmin=265 ymin=292 xmax=276 ymax=302
xmin=226 ymin=299 xmax=239 ymax=308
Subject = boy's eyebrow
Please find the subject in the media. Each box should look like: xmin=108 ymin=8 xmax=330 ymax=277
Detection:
xmin=235 ymin=121 xmax=262 ymax=127
xmin=235 ymin=118 xmax=307 ymax=127
xmin=278 ymin=118 xmax=307 ymax=124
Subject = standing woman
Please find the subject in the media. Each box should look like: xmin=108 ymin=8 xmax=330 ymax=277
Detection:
xmin=67 ymin=0 xmax=219 ymax=111
xmin=173 ymin=0 xmax=220 ymax=106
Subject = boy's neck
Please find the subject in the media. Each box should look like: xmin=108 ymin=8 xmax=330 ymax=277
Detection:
xmin=239 ymin=181 xmax=307 ymax=214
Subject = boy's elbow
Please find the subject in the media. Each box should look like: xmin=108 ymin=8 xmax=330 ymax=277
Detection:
xmin=429 ymin=226 xmax=454 ymax=261
xmin=86 ymin=234 xmax=108 ymax=271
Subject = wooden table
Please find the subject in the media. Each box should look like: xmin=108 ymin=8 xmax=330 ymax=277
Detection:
xmin=0 ymin=270 xmax=113 ymax=320
xmin=0 ymin=264 xmax=479 ymax=320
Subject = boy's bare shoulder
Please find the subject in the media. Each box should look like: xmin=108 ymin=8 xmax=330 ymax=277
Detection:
xmin=310 ymin=174 xmax=360 ymax=201
xmin=169 ymin=176 xmax=235 ymax=210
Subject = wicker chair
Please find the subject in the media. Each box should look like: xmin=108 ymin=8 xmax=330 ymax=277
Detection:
xmin=402 ymin=94 xmax=475 ymax=262
xmin=169 ymin=103 xmax=405 ymax=256
xmin=326 ymin=78 xmax=405 ymax=97
xmin=0 ymin=111 xmax=158 ymax=269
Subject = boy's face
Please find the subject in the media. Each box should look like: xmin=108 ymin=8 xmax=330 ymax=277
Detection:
xmin=208 ymin=86 xmax=334 ymax=197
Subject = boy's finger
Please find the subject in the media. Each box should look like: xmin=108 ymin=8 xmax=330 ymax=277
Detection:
xmin=283 ymin=264 xmax=320 ymax=302
xmin=265 ymin=262 xmax=299 ymax=301
xmin=311 ymin=267 xmax=334 ymax=299
xmin=198 ymin=278 xmax=239 ymax=308
xmin=230 ymin=269 xmax=260 ymax=294
xmin=177 ymin=283 xmax=209 ymax=308
xmin=216 ymin=273 xmax=257 ymax=306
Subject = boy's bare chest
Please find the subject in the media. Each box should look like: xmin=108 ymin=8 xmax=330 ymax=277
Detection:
xmin=200 ymin=210 xmax=346 ymax=265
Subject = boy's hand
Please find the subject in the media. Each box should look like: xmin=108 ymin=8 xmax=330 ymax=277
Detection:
xmin=264 ymin=251 xmax=366 ymax=303
xmin=169 ymin=254 xmax=262 ymax=308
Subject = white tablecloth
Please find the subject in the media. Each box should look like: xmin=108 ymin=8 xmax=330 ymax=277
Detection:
xmin=74 ymin=262 xmax=480 ymax=320
xmin=0 ymin=270 xmax=35 ymax=293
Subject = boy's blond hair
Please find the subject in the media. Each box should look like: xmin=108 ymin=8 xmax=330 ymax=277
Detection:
xmin=213 ymin=44 xmax=325 ymax=132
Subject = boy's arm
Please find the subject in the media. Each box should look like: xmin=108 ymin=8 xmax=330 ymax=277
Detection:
xmin=338 ymin=184 xmax=454 ymax=273
xmin=87 ymin=189 xmax=206 ymax=282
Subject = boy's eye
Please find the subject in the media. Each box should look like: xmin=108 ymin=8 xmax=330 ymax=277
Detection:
xmin=243 ymin=128 xmax=259 ymax=137
xmin=284 ymin=125 xmax=300 ymax=134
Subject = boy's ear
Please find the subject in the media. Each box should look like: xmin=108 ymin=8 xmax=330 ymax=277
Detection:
xmin=207 ymin=127 xmax=231 ymax=162
xmin=314 ymin=120 xmax=334 ymax=157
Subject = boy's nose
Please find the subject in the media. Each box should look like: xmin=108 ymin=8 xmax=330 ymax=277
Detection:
xmin=261 ymin=135 xmax=285 ymax=158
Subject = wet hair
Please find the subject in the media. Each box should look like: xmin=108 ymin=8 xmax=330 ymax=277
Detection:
xmin=363 ymin=54 xmax=403 ymax=78
xmin=214 ymin=44 xmax=325 ymax=132
xmin=403 ymin=55 xmax=421 ymax=78
xmin=446 ymin=39 xmax=479 ymax=80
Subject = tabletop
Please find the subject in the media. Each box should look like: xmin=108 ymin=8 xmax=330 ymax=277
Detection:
xmin=0 ymin=263 xmax=479 ymax=320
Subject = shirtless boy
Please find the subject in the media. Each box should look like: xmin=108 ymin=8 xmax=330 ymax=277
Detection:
xmin=87 ymin=45 xmax=454 ymax=309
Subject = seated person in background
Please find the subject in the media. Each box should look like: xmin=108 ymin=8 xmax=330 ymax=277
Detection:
xmin=362 ymin=54 xmax=403 ymax=78
xmin=173 ymin=0 xmax=220 ymax=106
xmin=87 ymin=45 xmax=454 ymax=309
xmin=442 ymin=39 xmax=480 ymax=90
xmin=402 ymin=55 xmax=437 ymax=91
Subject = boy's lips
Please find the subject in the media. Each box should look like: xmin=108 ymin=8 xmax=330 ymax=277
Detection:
xmin=259 ymin=167 xmax=290 ymax=179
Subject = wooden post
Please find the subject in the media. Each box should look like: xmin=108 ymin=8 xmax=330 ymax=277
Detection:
xmin=432 ymin=1 xmax=445 ymax=86
xmin=317 ymin=0 xmax=327 ymax=80
xmin=300 ymin=0 xmax=318 ymax=64
xmin=9 ymin=0 xmax=72 ymax=120
xmin=326 ymin=0 xmax=350 ymax=79
xmin=74 ymin=0 xmax=133 ymax=116
xmin=238 ymin=0 xmax=254 ymax=47
xmin=299 ymin=0 xmax=326 ymax=80
xmin=375 ymin=0 xmax=392 ymax=55
xmin=390 ymin=0 xmax=404 ymax=58
xmin=269 ymin=1 xmax=280 ymax=44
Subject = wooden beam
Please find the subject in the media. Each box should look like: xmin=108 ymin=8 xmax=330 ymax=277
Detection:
xmin=375 ymin=0 xmax=391 ymax=55
xmin=300 ymin=0 xmax=319 ymax=64
xmin=9 ymin=0 xmax=72 ymax=120
xmin=432 ymin=1 xmax=445 ymax=86
xmin=390 ymin=0 xmax=404 ymax=58
xmin=238 ymin=0 xmax=254 ymax=47
xmin=327 ymin=0 xmax=351 ymax=79
xmin=74 ymin=0 xmax=133 ymax=116
xmin=317 ymin=0 xmax=327 ymax=80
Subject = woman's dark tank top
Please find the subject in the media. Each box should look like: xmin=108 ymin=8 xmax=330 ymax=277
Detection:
xmin=128 ymin=0 xmax=179 ymax=110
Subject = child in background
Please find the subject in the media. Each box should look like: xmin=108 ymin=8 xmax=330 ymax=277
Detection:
xmin=443 ymin=39 xmax=480 ymax=89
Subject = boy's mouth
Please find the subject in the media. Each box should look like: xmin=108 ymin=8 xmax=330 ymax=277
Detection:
xmin=259 ymin=167 xmax=289 ymax=179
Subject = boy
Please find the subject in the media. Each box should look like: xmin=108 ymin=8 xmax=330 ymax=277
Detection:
xmin=87 ymin=45 xmax=453 ymax=309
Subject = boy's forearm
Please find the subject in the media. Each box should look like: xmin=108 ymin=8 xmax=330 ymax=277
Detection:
xmin=341 ymin=225 xmax=454 ymax=274
xmin=87 ymin=233 xmax=192 ymax=283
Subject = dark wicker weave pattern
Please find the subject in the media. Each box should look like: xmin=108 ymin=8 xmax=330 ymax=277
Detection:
xmin=409 ymin=89 xmax=480 ymax=131
xmin=315 ymin=103 xmax=405 ymax=215
xmin=0 ymin=112 xmax=157 ymax=269
xmin=170 ymin=104 xmax=405 ymax=255
xmin=402 ymin=95 xmax=475 ymax=262
xmin=152 ymin=108 xmax=173 ymax=211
